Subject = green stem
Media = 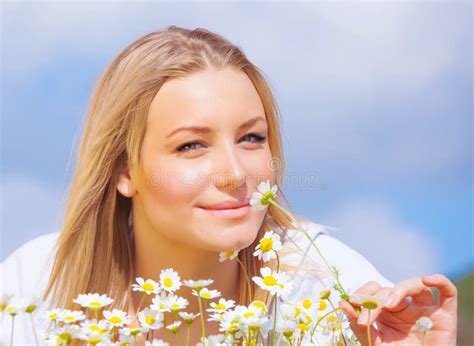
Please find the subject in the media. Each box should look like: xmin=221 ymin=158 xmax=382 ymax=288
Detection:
xmin=236 ymin=257 xmax=253 ymax=303
xmin=269 ymin=200 xmax=349 ymax=300
xmin=197 ymin=295 xmax=206 ymax=340
xmin=186 ymin=325 xmax=190 ymax=346
xmin=367 ymin=309 xmax=372 ymax=346
xmin=310 ymin=306 xmax=340 ymax=340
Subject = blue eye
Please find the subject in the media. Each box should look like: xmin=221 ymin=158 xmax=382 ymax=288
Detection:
xmin=176 ymin=133 xmax=266 ymax=153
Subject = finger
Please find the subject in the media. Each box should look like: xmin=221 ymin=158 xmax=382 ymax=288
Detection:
xmin=339 ymin=299 xmax=358 ymax=321
xmin=357 ymin=287 xmax=391 ymax=326
xmin=422 ymin=273 xmax=457 ymax=306
xmin=339 ymin=300 xmax=379 ymax=345
xmin=385 ymin=276 xmax=430 ymax=311
xmin=349 ymin=281 xmax=381 ymax=306
xmin=412 ymin=287 xmax=436 ymax=306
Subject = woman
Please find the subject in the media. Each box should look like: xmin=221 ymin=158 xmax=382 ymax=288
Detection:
xmin=1 ymin=26 xmax=457 ymax=345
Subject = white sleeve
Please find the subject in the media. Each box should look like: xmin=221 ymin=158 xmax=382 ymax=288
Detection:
xmin=310 ymin=233 xmax=395 ymax=292
xmin=0 ymin=233 xmax=59 ymax=345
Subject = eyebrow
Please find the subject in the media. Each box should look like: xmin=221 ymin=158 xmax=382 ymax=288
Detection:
xmin=166 ymin=116 xmax=267 ymax=138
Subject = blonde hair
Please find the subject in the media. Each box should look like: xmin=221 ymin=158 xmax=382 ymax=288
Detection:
xmin=42 ymin=26 xmax=309 ymax=313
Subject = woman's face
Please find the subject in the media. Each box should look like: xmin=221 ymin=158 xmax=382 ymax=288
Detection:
xmin=128 ymin=67 xmax=275 ymax=252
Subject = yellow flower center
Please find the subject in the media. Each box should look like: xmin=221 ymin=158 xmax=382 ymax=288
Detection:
xmin=225 ymin=250 xmax=234 ymax=257
xmin=229 ymin=322 xmax=239 ymax=332
xmin=145 ymin=315 xmax=156 ymax=325
xmin=361 ymin=300 xmax=378 ymax=310
xmin=297 ymin=323 xmax=308 ymax=332
xmin=215 ymin=303 xmax=226 ymax=310
xmin=108 ymin=316 xmax=122 ymax=324
xmin=251 ymin=301 xmax=266 ymax=313
xmin=318 ymin=300 xmax=327 ymax=311
xmin=302 ymin=299 xmax=312 ymax=309
xmin=90 ymin=325 xmax=99 ymax=331
xmin=243 ymin=312 xmax=255 ymax=319
xmin=89 ymin=301 xmax=102 ymax=308
xmin=49 ymin=313 xmax=58 ymax=319
xmin=171 ymin=303 xmax=181 ymax=310
xmin=201 ymin=292 xmax=212 ymax=299
xmin=261 ymin=191 xmax=274 ymax=205
xmin=294 ymin=307 xmax=301 ymax=317
xmin=142 ymin=282 xmax=155 ymax=291
xmin=65 ymin=316 xmax=75 ymax=321
xmin=259 ymin=238 xmax=273 ymax=252
xmin=263 ymin=275 xmax=277 ymax=286
xmin=163 ymin=278 xmax=173 ymax=288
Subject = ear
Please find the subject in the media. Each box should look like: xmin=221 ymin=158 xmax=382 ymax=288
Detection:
xmin=116 ymin=155 xmax=137 ymax=198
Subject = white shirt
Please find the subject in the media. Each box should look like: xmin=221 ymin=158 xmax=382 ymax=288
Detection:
xmin=0 ymin=221 xmax=394 ymax=345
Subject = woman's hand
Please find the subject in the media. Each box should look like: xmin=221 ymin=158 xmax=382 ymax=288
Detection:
xmin=338 ymin=274 xmax=457 ymax=345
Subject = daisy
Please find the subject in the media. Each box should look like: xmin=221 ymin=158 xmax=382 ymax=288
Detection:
xmin=159 ymin=268 xmax=182 ymax=293
xmin=250 ymin=180 xmax=277 ymax=211
xmin=183 ymin=279 xmax=214 ymax=292
xmin=192 ymin=288 xmax=221 ymax=300
xmin=249 ymin=300 xmax=267 ymax=315
xmin=73 ymin=293 xmax=114 ymax=311
xmin=207 ymin=312 xmax=225 ymax=323
xmin=166 ymin=320 xmax=182 ymax=334
xmin=80 ymin=319 xmax=111 ymax=334
xmin=218 ymin=250 xmax=239 ymax=262
xmin=43 ymin=308 xmax=63 ymax=322
xmin=103 ymin=308 xmax=130 ymax=327
xmin=252 ymin=267 xmax=293 ymax=297
xmin=145 ymin=339 xmax=169 ymax=346
xmin=132 ymin=277 xmax=160 ymax=295
xmin=280 ymin=319 xmax=297 ymax=340
xmin=166 ymin=295 xmax=189 ymax=312
xmin=138 ymin=307 xmax=164 ymax=330
xmin=78 ymin=331 xmax=111 ymax=345
xmin=0 ymin=293 xmax=13 ymax=311
xmin=120 ymin=325 xmax=143 ymax=337
xmin=151 ymin=291 xmax=171 ymax=313
xmin=24 ymin=296 xmax=41 ymax=314
xmin=416 ymin=316 xmax=433 ymax=332
xmin=59 ymin=309 xmax=86 ymax=324
xmin=178 ymin=311 xmax=200 ymax=325
xmin=206 ymin=298 xmax=235 ymax=313
xmin=51 ymin=324 xmax=82 ymax=343
xmin=6 ymin=303 xmax=20 ymax=317
xmin=350 ymin=294 xmax=388 ymax=310
xmin=253 ymin=230 xmax=282 ymax=262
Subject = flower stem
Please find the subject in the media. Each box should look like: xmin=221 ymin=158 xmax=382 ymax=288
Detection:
xmin=269 ymin=200 xmax=349 ymax=299
xmin=29 ymin=313 xmax=39 ymax=346
xmin=367 ymin=309 xmax=372 ymax=346
xmin=236 ymin=256 xmax=253 ymax=304
xmin=421 ymin=330 xmax=427 ymax=346
xmin=10 ymin=316 xmax=15 ymax=346
xmin=186 ymin=325 xmax=190 ymax=346
xmin=272 ymin=296 xmax=278 ymax=345
xmin=197 ymin=295 xmax=206 ymax=340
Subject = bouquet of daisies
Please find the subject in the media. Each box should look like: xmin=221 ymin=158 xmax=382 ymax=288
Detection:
xmin=1 ymin=181 xmax=433 ymax=346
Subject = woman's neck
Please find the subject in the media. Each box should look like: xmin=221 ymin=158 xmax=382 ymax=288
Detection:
xmin=130 ymin=210 xmax=241 ymax=313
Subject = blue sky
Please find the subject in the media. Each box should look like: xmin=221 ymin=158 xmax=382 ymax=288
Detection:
xmin=1 ymin=1 xmax=472 ymax=283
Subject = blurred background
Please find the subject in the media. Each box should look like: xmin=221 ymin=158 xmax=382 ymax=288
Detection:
xmin=1 ymin=1 xmax=472 ymax=343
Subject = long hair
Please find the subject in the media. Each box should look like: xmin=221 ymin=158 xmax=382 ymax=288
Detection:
xmin=42 ymin=26 xmax=308 ymax=313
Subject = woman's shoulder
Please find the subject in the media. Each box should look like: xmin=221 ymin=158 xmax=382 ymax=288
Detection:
xmin=280 ymin=219 xmax=394 ymax=297
xmin=1 ymin=232 xmax=60 ymax=298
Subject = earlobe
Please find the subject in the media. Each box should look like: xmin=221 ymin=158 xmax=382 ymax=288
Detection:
xmin=116 ymin=159 xmax=137 ymax=198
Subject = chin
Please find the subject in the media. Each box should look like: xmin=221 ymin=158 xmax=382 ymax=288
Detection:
xmin=198 ymin=222 xmax=261 ymax=252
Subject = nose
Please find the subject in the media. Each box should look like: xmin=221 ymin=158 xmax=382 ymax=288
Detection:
xmin=213 ymin=141 xmax=247 ymax=190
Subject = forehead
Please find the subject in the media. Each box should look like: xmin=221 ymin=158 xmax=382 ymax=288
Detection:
xmin=147 ymin=68 xmax=266 ymax=134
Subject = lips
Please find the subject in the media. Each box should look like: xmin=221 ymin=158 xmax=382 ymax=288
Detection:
xmin=198 ymin=198 xmax=251 ymax=210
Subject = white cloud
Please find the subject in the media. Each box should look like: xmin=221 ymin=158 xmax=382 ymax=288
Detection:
xmin=0 ymin=176 xmax=65 ymax=261
xmin=320 ymin=199 xmax=439 ymax=283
